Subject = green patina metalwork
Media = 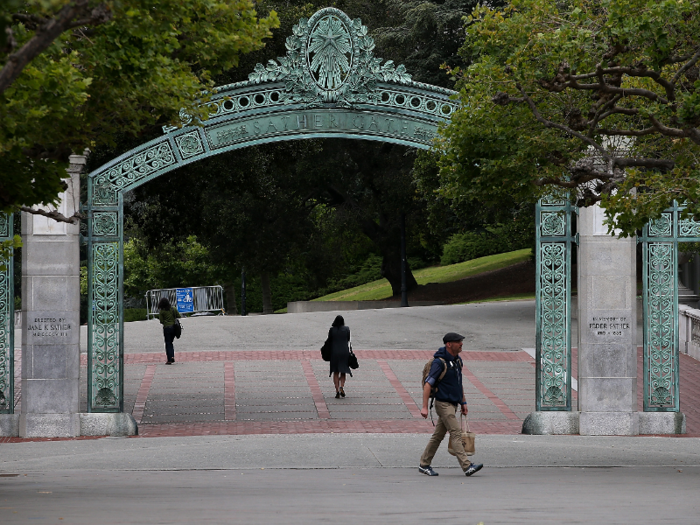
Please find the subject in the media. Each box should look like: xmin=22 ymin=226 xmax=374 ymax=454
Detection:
xmin=638 ymin=201 xmax=698 ymax=412
xmin=85 ymin=7 xmax=458 ymax=412
xmin=0 ymin=213 xmax=14 ymax=414
xmin=535 ymin=198 xmax=577 ymax=411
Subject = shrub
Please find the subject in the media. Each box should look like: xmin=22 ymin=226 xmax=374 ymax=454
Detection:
xmin=124 ymin=308 xmax=148 ymax=323
xmin=440 ymin=223 xmax=533 ymax=265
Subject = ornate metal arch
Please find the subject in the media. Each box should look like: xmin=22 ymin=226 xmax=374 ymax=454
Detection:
xmin=85 ymin=7 xmax=458 ymax=412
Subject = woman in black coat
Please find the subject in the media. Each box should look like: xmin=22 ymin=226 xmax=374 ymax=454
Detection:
xmin=157 ymin=297 xmax=181 ymax=364
xmin=328 ymin=315 xmax=352 ymax=398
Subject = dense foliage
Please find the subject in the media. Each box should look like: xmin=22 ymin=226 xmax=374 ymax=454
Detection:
xmin=438 ymin=0 xmax=700 ymax=235
xmin=440 ymin=220 xmax=533 ymax=265
xmin=0 ymin=0 xmax=278 ymax=214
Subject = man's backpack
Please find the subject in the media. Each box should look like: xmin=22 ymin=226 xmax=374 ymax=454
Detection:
xmin=421 ymin=357 xmax=447 ymax=397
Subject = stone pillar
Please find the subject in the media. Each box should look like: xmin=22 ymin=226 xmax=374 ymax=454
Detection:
xmin=578 ymin=203 xmax=639 ymax=435
xmin=19 ymin=155 xmax=84 ymax=437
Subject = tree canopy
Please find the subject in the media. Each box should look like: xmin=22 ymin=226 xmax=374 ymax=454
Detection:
xmin=437 ymin=0 xmax=700 ymax=235
xmin=0 ymin=0 xmax=278 ymax=214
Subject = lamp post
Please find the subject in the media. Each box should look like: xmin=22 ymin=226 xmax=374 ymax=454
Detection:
xmin=241 ymin=268 xmax=247 ymax=316
xmin=400 ymin=213 xmax=408 ymax=307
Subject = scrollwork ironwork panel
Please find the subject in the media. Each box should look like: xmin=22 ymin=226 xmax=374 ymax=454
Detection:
xmin=540 ymin=212 xmax=566 ymax=237
xmin=678 ymin=217 xmax=700 ymax=237
xmin=0 ymin=213 xmax=13 ymax=414
xmin=92 ymin=142 xmax=175 ymax=205
xmin=648 ymin=213 xmax=672 ymax=237
xmin=0 ymin=266 xmax=10 ymax=413
xmin=538 ymin=242 xmax=569 ymax=408
xmin=644 ymin=242 xmax=677 ymax=409
xmin=89 ymin=242 xmax=120 ymax=411
xmin=93 ymin=212 xmax=118 ymax=237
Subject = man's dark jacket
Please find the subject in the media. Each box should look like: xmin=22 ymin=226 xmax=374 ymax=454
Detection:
xmin=425 ymin=346 xmax=463 ymax=405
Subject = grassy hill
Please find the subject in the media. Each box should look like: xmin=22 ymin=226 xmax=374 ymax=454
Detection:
xmin=314 ymin=248 xmax=532 ymax=302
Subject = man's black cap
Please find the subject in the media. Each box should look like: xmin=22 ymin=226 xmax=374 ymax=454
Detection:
xmin=443 ymin=332 xmax=465 ymax=343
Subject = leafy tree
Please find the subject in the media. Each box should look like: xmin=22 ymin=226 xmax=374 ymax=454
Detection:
xmin=438 ymin=0 xmax=700 ymax=235
xmin=122 ymin=236 xmax=223 ymax=298
xmin=371 ymin=0 xmax=505 ymax=89
xmin=370 ymin=0 xmax=522 ymax=249
xmin=0 ymin=0 xmax=278 ymax=215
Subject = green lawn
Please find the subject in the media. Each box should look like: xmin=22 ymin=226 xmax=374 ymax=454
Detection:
xmin=315 ymin=248 xmax=533 ymax=302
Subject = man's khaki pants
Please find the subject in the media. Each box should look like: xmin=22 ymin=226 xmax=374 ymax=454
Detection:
xmin=420 ymin=400 xmax=471 ymax=471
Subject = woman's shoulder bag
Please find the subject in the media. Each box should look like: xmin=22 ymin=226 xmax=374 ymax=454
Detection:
xmin=320 ymin=339 xmax=331 ymax=361
xmin=173 ymin=318 xmax=183 ymax=339
xmin=348 ymin=342 xmax=359 ymax=369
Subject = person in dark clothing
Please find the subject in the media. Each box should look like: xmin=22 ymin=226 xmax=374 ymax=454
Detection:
xmin=327 ymin=315 xmax=352 ymax=398
xmin=418 ymin=332 xmax=484 ymax=477
xmin=157 ymin=297 xmax=181 ymax=365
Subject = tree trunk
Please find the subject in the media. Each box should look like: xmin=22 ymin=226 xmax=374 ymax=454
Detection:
xmin=224 ymin=282 xmax=238 ymax=315
xmin=358 ymin=218 xmax=418 ymax=297
xmin=379 ymin=235 xmax=418 ymax=297
xmin=261 ymin=271 xmax=273 ymax=314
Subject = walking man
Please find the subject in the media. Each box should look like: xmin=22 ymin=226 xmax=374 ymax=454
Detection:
xmin=419 ymin=332 xmax=484 ymax=477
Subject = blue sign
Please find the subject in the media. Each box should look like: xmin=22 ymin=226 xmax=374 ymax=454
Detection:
xmin=176 ymin=288 xmax=194 ymax=313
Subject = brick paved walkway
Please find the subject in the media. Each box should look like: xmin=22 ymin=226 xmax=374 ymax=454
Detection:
xmin=91 ymin=349 xmax=534 ymax=437
xmin=6 ymin=346 xmax=700 ymax=441
xmin=88 ymin=347 xmax=700 ymax=438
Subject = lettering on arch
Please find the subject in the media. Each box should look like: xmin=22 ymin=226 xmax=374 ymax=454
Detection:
xmin=207 ymin=109 xmax=438 ymax=150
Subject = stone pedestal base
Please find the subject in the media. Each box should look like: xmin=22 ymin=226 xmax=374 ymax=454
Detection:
xmin=522 ymin=411 xmax=580 ymax=435
xmin=6 ymin=413 xmax=138 ymax=438
xmin=0 ymin=414 xmax=20 ymax=437
xmin=20 ymin=413 xmax=81 ymax=438
xmin=639 ymin=412 xmax=686 ymax=435
xmin=80 ymin=413 xmax=138 ymax=436
xmin=579 ymin=411 xmax=639 ymax=436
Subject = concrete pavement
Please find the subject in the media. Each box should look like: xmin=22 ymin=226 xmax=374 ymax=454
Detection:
xmin=117 ymin=300 xmax=544 ymax=354
xmin=2 ymin=466 xmax=698 ymax=524
xmin=2 ymin=433 xmax=700 ymax=471
xmin=1 ymin=434 xmax=699 ymax=524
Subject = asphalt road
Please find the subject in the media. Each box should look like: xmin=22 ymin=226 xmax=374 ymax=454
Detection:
xmin=1 ymin=434 xmax=698 ymax=524
xmin=2 ymin=467 xmax=698 ymax=525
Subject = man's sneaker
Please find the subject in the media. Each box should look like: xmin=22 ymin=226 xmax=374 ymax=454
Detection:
xmin=464 ymin=463 xmax=483 ymax=476
xmin=418 ymin=465 xmax=439 ymax=476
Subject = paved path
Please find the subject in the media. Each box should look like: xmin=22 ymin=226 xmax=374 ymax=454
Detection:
xmin=1 ymin=434 xmax=699 ymax=524
xmin=1 ymin=466 xmax=698 ymax=524
xmin=8 ymin=301 xmax=700 ymax=437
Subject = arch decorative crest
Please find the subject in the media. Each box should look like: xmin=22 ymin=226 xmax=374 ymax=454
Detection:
xmin=84 ymin=7 xmax=458 ymax=412
xmin=247 ymin=8 xmax=413 ymax=105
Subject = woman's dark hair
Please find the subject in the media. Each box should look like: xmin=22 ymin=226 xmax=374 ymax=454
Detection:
xmin=332 ymin=315 xmax=345 ymax=327
xmin=158 ymin=297 xmax=171 ymax=311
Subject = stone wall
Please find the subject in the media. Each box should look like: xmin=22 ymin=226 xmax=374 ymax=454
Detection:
xmin=678 ymin=304 xmax=700 ymax=362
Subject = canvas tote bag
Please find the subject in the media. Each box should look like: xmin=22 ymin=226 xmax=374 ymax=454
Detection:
xmin=447 ymin=413 xmax=475 ymax=456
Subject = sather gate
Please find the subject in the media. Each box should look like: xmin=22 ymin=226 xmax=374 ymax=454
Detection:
xmin=0 ymin=8 xmax=687 ymax=430
xmin=83 ymin=7 xmax=458 ymax=412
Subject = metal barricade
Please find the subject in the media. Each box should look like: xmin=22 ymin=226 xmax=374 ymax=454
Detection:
xmin=145 ymin=286 xmax=225 ymax=319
